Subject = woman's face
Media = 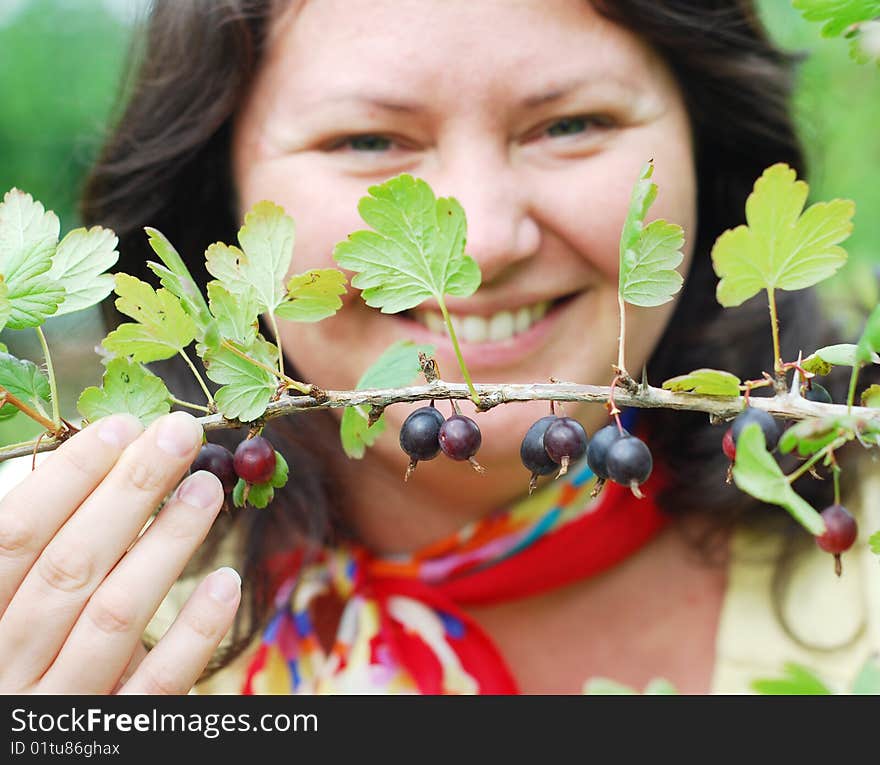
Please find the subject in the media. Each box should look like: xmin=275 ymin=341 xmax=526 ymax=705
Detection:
xmin=232 ymin=0 xmax=696 ymax=518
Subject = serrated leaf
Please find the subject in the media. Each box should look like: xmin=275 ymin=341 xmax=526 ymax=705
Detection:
xmin=205 ymin=281 xmax=259 ymax=348
xmin=202 ymin=336 xmax=278 ymax=421
xmin=0 ymin=189 xmax=65 ymax=329
xmin=48 ymin=226 xmax=119 ymax=317
xmin=802 ymin=343 xmax=880 ymax=375
xmin=750 ymin=662 xmax=833 ymax=695
xmin=618 ymin=162 xmax=685 ymax=308
xmin=851 ymin=655 xmax=880 ymax=694
xmin=662 ymin=368 xmax=741 ymax=397
xmin=76 ymin=357 xmax=171 ymax=426
xmin=779 ymin=416 xmax=854 ymax=456
xmin=861 ymin=384 xmax=880 ymax=407
xmin=0 ymin=351 xmax=51 ymax=421
xmin=712 ymin=164 xmax=853 ymax=307
xmin=205 ymin=201 xmax=295 ymax=316
xmin=102 ymin=273 xmax=197 ymax=363
xmin=332 ymin=174 xmax=480 ymax=314
xmin=242 ymin=450 xmax=289 ymax=508
xmin=732 ymin=423 xmax=826 ymax=535
xmin=0 ymin=278 xmax=10 ymax=333
xmin=582 ymin=678 xmax=637 ymax=695
xmin=856 ymin=303 xmax=880 ymax=365
xmin=275 ymin=269 xmax=347 ymax=322
xmin=144 ymin=227 xmax=214 ymax=341
xmin=340 ymin=340 xmax=434 ymax=458
xmin=793 ymin=0 xmax=880 ymax=38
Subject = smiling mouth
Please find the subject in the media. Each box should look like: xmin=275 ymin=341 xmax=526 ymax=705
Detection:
xmin=401 ymin=293 xmax=579 ymax=344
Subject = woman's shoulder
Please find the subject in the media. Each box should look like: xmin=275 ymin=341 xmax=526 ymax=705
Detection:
xmin=712 ymin=457 xmax=880 ymax=694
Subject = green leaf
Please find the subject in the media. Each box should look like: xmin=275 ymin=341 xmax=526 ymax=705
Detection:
xmin=732 ymin=422 xmax=826 ymax=535
xmin=237 ymin=450 xmax=289 ymax=508
xmin=205 ymin=201 xmax=295 ymax=316
xmin=778 ymin=416 xmax=854 ymax=456
xmin=750 ymin=662 xmax=833 ymax=695
xmin=712 ymin=164 xmax=853 ymax=307
xmin=618 ymin=163 xmax=685 ymax=308
xmin=870 ymin=530 xmax=880 ymax=555
xmin=582 ymin=678 xmax=638 ymax=695
xmin=332 ymin=174 xmax=480 ymax=314
xmin=232 ymin=478 xmax=246 ymax=508
xmin=644 ymin=678 xmax=679 ymax=695
xmin=340 ymin=340 xmax=434 ymax=458
xmin=102 ymin=273 xmax=198 ymax=363
xmin=275 ymin=268 xmax=348 ymax=322
xmin=0 ymin=189 xmax=65 ymax=329
xmin=47 ymin=226 xmax=118 ymax=317
xmin=0 ymin=278 xmax=10 ymax=334
xmin=77 ymin=357 xmax=171 ymax=426
xmin=802 ymin=343 xmax=880 ymax=375
xmin=144 ymin=227 xmax=214 ymax=341
xmin=202 ymin=336 xmax=278 ymax=422
xmin=851 ymin=655 xmax=880 ymax=694
xmin=793 ymin=0 xmax=880 ymax=38
xmin=0 ymin=351 xmax=51 ymax=421
xmin=661 ymin=368 xmax=741 ymax=397
xmin=861 ymin=384 xmax=880 ymax=407
xmin=856 ymin=303 xmax=880 ymax=365
xmin=204 ymin=281 xmax=259 ymax=348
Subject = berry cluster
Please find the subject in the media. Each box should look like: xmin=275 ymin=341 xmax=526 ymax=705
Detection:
xmin=189 ymin=434 xmax=277 ymax=496
xmin=399 ymin=405 xmax=484 ymax=479
xmin=722 ymin=404 xmax=858 ymax=573
xmin=519 ymin=414 xmax=653 ymax=497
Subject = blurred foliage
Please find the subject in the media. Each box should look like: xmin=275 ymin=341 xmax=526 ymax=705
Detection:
xmin=0 ymin=0 xmax=877 ymax=445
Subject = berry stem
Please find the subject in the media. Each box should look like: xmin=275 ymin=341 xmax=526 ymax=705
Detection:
xmin=438 ymin=297 xmax=480 ymax=406
xmin=268 ymin=311 xmax=286 ymax=379
xmin=169 ymin=395 xmax=213 ymax=414
xmin=832 ymin=463 xmax=841 ymax=506
xmin=178 ymin=349 xmax=216 ymax=408
xmin=786 ymin=438 xmax=846 ymax=484
xmin=845 ymin=363 xmax=860 ymax=413
xmin=35 ymin=326 xmax=61 ymax=428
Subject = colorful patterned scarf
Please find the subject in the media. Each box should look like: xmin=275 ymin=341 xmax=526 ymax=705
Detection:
xmin=243 ymin=413 xmax=669 ymax=694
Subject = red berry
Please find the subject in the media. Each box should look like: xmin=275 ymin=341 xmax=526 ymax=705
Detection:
xmin=815 ymin=504 xmax=858 ymax=555
xmin=722 ymin=427 xmax=736 ymax=462
xmin=233 ymin=435 xmax=277 ymax=484
xmin=438 ymin=415 xmax=481 ymax=461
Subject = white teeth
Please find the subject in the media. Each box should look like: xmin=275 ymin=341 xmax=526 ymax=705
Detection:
xmin=514 ymin=306 xmax=532 ymax=334
xmin=487 ymin=311 xmax=515 ymax=342
xmin=461 ymin=315 xmax=488 ymax=344
xmin=411 ymin=298 xmax=557 ymax=344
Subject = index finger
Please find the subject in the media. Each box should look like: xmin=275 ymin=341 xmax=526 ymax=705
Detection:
xmin=0 ymin=414 xmax=144 ymax=615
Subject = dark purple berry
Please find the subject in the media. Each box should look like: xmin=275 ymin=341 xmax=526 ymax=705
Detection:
xmin=606 ymin=435 xmax=653 ymax=488
xmin=731 ymin=407 xmax=780 ymax=451
xmin=816 ymin=504 xmax=858 ymax=555
xmin=191 ymin=442 xmax=237 ymax=493
xmin=586 ymin=424 xmax=630 ymax=480
xmin=438 ymin=415 xmax=482 ymax=461
xmin=804 ymin=383 xmax=833 ymax=404
xmin=233 ymin=435 xmax=277 ymax=484
xmin=543 ymin=417 xmax=588 ymax=465
xmin=520 ymin=416 xmax=558 ymax=476
xmin=400 ymin=406 xmax=445 ymax=462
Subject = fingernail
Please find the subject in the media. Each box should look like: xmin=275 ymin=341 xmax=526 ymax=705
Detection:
xmin=208 ymin=567 xmax=241 ymax=604
xmin=97 ymin=414 xmax=144 ymax=448
xmin=156 ymin=412 xmax=202 ymax=457
xmin=176 ymin=471 xmax=222 ymax=510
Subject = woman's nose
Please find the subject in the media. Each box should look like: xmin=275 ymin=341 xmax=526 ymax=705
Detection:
xmin=428 ymin=154 xmax=541 ymax=284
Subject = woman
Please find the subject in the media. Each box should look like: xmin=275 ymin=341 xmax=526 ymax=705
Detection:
xmin=0 ymin=0 xmax=876 ymax=695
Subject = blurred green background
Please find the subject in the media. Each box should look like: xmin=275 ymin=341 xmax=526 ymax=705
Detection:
xmin=0 ymin=0 xmax=878 ymax=446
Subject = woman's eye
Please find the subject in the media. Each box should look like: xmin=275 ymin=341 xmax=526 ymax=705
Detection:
xmin=334 ymin=134 xmax=394 ymax=152
xmin=543 ymin=115 xmax=612 ymax=139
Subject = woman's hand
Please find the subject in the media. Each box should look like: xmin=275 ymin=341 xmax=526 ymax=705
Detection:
xmin=0 ymin=411 xmax=241 ymax=694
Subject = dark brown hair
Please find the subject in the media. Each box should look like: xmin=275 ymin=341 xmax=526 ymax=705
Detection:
xmin=80 ymin=0 xmax=875 ymax=676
